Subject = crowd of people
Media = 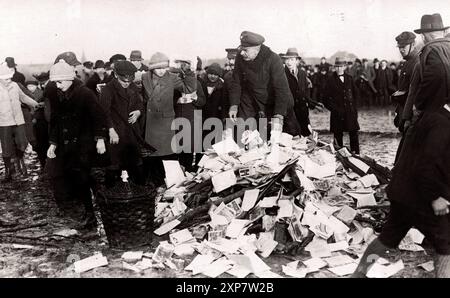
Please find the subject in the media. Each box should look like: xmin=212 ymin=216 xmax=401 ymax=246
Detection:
xmin=0 ymin=12 xmax=449 ymax=277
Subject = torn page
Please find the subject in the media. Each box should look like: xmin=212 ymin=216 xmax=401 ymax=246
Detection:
xmin=212 ymin=138 xmax=240 ymax=155
xmin=347 ymin=157 xmax=370 ymax=174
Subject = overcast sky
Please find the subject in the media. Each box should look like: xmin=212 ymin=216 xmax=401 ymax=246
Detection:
xmin=1 ymin=0 xmax=450 ymax=65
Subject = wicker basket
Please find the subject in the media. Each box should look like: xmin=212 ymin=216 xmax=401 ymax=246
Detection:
xmin=97 ymin=177 xmax=155 ymax=249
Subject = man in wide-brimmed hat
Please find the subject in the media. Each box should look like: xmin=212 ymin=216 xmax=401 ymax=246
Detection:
xmin=281 ymin=48 xmax=324 ymax=137
xmin=322 ymin=57 xmax=360 ymax=154
xmin=352 ymin=13 xmax=450 ymax=279
xmin=411 ymin=13 xmax=450 ymax=113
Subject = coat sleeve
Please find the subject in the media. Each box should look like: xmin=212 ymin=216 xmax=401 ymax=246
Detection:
xmin=414 ymin=116 xmax=450 ymax=203
xmin=269 ymin=55 xmax=290 ymax=116
xmin=415 ymin=49 xmax=445 ymax=111
xmin=402 ymin=63 xmax=420 ymax=121
xmin=17 ymin=85 xmax=38 ymax=108
xmin=322 ymin=77 xmax=336 ymax=112
xmin=84 ymin=89 xmax=108 ymax=139
xmin=173 ymin=70 xmax=197 ymax=94
xmin=98 ymin=87 xmax=114 ymax=129
xmin=193 ymin=80 xmax=206 ymax=108
xmin=229 ymin=60 xmax=242 ymax=108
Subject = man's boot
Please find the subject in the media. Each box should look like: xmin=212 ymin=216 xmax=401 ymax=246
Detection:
xmin=76 ymin=210 xmax=97 ymax=230
xmin=351 ymin=237 xmax=391 ymax=278
xmin=435 ymin=254 xmax=450 ymax=278
xmin=19 ymin=158 xmax=28 ymax=177
xmin=1 ymin=158 xmax=13 ymax=183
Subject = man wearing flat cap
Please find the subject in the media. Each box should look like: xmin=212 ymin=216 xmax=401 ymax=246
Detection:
xmin=229 ymin=31 xmax=292 ymax=140
xmin=98 ymin=60 xmax=148 ymax=186
xmin=391 ymin=31 xmax=420 ymax=162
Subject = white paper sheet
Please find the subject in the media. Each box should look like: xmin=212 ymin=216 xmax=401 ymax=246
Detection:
xmin=121 ymin=251 xmax=143 ymax=262
xmin=212 ymin=170 xmax=237 ymax=193
xmin=303 ymin=257 xmax=328 ymax=272
xmin=328 ymin=263 xmax=358 ymax=276
xmin=276 ymin=199 xmax=293 ymax=219
xmin=212 ymin=138 xmax=240 ymax=155
xmin=185 ymin=255 xmax=215 ymax=275
xmin=169 ymin=229 xmax=195 ymax=246
xmin=163 ymin=160 xmax=186 ymax=187
xmin=347 ymin=157 xmax=370 ymax=173
xmin=242 ymin=189 xmax=260 ymax=211
xmin=366 ymin=260 xmax=404 ymax=278
xmin=258 ymin=196 xmax=278 ymax=208
xmin=154 ymin=219 xmax=181 ymax=236
xmin=74 ymin=253 xmax=108 ymax=273
xmin=226 ymin=219 xmax=250 ymax=239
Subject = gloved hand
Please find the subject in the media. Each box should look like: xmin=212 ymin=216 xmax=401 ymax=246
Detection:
xmin=109 ymin=128 xmax=119 ymax=144
xmin=431 ymin=197 xmax=450 ymax=216
xmin=96 ymin=138 xmax=106 ymax=154
xmin=47 ymin=144 xmax=57 ymax=159
xmin=229 ymin=105 xmax=238 ymax=122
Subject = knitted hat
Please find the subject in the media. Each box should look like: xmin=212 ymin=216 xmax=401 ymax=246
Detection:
xmin=0 ymin=62 xmax=14 ymax=79
xmin=54 ymin=52 xmax=81 ymax=66
xmin=206 ymin=63 xmax=223 ymax=77
xmin=50 ymin=59 xmax=76 ymax=81
xmin=148 ymin=52 xmax=170 ymax=70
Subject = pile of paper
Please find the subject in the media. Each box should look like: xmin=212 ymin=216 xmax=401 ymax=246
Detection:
xmin=147 ymin=131 xmax=395 ymax=278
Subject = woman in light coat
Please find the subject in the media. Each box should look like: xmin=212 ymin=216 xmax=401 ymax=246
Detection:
xmin=0 ymin=63 xmax=39 ymax=182
xmin=141 ymin=52 xmax=196 ymax=185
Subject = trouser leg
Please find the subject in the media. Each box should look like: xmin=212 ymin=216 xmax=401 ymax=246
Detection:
xmin=435 ymin=254 xmax=450 ymax=278
xmin=349 ymin=131 xmax=360 ymax=154
xmin=333 ymin=132 xmax=344 ymax=148
xmin=351 ymin=237 xmax=391 ymax=278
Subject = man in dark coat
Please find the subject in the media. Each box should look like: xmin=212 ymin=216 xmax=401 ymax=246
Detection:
xmin=86 ymin=60 xmax=109 ymax=97
xmin=392 ymin=31 xmax=420 ymax=163
xmin=323 ymin=57 xmax=360 ymax=154
xmin=413 ymin=14 xmax=450 ymax=114
xmin=352 ymin=104 xmax=450 ymax=278
xmin=229 ymin=31 xmax=291 ymax=140
xmin=282 ymin=48 xmax=324 ymax=137
xmin=47 ymin=60 xmax=108 ymax=229
xmin=374 ymin=60 xmax=396 ymax=106
xmin=352 ymin=14 xmax=450 ymax=278
xmin=312 ymin=65 xmax=329 ymax=103
xmin=98 ymin=60 xmax=145 ymax=186
xmin=172 ymin=59 xmax=206 ymax=173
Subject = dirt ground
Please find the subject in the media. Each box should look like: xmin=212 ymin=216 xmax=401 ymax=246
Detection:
xmin=0 ymin=108 xmax=435 ymax=278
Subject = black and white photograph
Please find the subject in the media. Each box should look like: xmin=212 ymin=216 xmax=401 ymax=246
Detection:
xmin=0 ymin=0 xmax=449 ymax=283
